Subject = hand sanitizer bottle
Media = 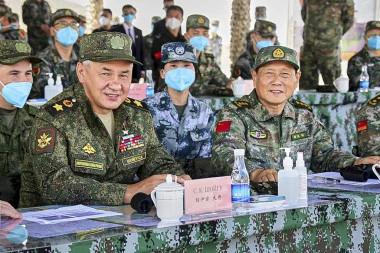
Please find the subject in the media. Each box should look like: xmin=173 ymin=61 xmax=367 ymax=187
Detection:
xmin=294 ymin=152 xmax=308 ymax=207
xmin=231 ymin=149 xmax=250 ymax=206
xmin=44 ymin=73 xmax=56 ymax=101
xmin=55 ymin=74 xmax=63 ymax=94
xmin=278 ymin=148 xmax=299 ymax=205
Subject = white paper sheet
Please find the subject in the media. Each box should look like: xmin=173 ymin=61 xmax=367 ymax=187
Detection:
xmin=308 ymin=172 xmax=380 ymax=186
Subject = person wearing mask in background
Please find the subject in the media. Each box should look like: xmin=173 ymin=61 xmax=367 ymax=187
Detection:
xmin=78 ymin=15 xmax=87 ymax=39
xmin=255 ymin=6 xmax=266 ymax=21
xmin=0 ymin=40 xmax=41 ymax=208
xmin=22 ymin=0 xmax=51 ymax=55
xmin=347 ymin=21 xmax=380 ymax=91
xmin=184 ymin=14 xmax=234 ymax=96
xmin=93 ymin=9 xmax=113 ymax=33
xmin=206 ymin=20 xmax=222 ymax=66
xmin=0 ymin=5 xmax=27 ymax=42
xmin=144 ymin=16 xmax=161 ymax=71
xmin=152 ymin=0 xmax=176 ymax=38
xmin=111 ymin=4 xmax=145 ymax=83
xmin=144 ymin=42 xmax=215 ymax=179
xmin=232 ymin=20 xmax=277 ymax=79
xmin=29 ymin=9 xmax=80 ymax=99
xmin=151 ymin=5 xmax=185 ymax=87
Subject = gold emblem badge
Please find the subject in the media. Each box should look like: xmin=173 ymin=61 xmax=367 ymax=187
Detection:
xmin=376 ymin=23 xmax=380 ymax=28
xmin=268 ymin=26 xmax=272 ymax=32
xmin=133 ymin=100 xmax=143 ymax=107
xmin=125 ymin=98 xmax=131 ymax=103
xmin=38 ymin=132 xmax=52 ymax=149
xmin=110 ymin=36 xmax=125 ymax=49
xmin=15 ymin=42 xmax=28 ymax=53
xmin=273 ymin=48 xmax=285 ymax=58
xmin=83 ymin=143 xmax=96 ymax=154
xmin=63 ymin=100 xmax=73 ymax=107
xmin=64 ymin=10 xmax=72 ymax=16
xmin=53 ymin=103 xmax=63 ymax=111
xmin=197 ymin=17 xmax=204 ymax=24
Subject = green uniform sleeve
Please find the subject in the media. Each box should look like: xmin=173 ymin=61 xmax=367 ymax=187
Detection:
xmin=342 ymin=0 xmax=354 ymax=35
xmin=356 ymin=102 xmax=380 ymax=157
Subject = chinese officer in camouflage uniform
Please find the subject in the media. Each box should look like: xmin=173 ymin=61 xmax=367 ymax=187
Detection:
xmin=20 ymin=32 xmax=190 ymax=207
xmin=29 ymin=9 xmax=81 ymax=99
xmin=207 ymin=20 xmax=223 ymax=66
xmin=0 ymin=40 xmax=41 ymax=208
xmin=144 ymin=42 xmax=215 ymax=179
xmin=299 ymin=0 xmax=354 ymax=90
xmin=0 ymin=5 xmax=27 ymax=42
xmin=212 ymin=46 xmax=380 ymax=194
xmin=184 ymin=14 xmax=234 ymax=96
xmin=347 ymin=21 xmax=380 ymax=91
xmin=231 ymin=20 xmax=277 ymax=79
xmin=22 ymin=0 xmax=51 ymax=55
xmin=144 ymin=16 xmax=161 ymax=71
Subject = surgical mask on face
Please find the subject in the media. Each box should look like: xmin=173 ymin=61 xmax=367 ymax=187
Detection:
xmin=367 ymin=35 xmax=380 ymax=50
xmin=164 ymin=68 xmax=195 ymax=92
xmin=55 ymin=27 xmax=78 ymax=46
xmin=99 ymin=16 xmax=110 ymax=27
xmin=0 ymin=80 xmax=32 ymax=108
xmin=256 ymin=17 xmax=266 ymax=21
xmin=189 ymin=36 xmax=209 ymax=51
xmin=165 ymin=17 xmax=181 ymax=30
xmin=78 ymin=26 xmax=85 ymax=37
xmin=211 ymin=26 xmax=218 ymax=34
xmin=256 ymin=40 xmax=274 ymax=51
xmin=124 ymin=14 xmax=134 ymax=23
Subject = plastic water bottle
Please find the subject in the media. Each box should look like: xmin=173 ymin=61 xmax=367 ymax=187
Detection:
xmin=294 ymin=152 xmax=308 ymax=207
xmin=44 ymin=73 xmax=56 ymax=101
xmin=278 ymin=148 xmax=299 ymax=205
xmin=231 ymin=149 xmax=250 ymax=205
xmin=359 ymin=65 xmax=369 ymax=92
xmin=146 ymin=70 xmax=154 ymax=98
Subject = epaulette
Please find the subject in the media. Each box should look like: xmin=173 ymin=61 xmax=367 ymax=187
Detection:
xmin=124 ymin=97 xmax=149 ymax=111
xmin=291 ymin=99 xmax=313 ymax=112
xmin=46 ymin=97 xmax=79 ymax=116
xmin=204 ymin=52 xmax=214 ymax=58
xmin=18 ymin=29 xmax=26 ymax=39
xmin=232 ymin=100 xmax=250 ymax=109
xmin=367 ymin=94 xmax=380 ymax=107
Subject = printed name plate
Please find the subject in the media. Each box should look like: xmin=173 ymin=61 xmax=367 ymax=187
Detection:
xmin=128 ymin=83 xmax=147 ymax=100
xmin=184 ymin=176 xmax=232 ymax=215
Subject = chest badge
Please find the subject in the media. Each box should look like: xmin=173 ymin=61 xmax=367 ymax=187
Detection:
xmin=250 ymin=131 xmax=267 ymax=139
xmin=83 ymin=143 xmax=96 ymax=154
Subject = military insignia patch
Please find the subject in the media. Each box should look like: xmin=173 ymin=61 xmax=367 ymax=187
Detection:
xmin=268 ymin=26 xmax=272 ymax=32
xmin=63 ymin=100 xmax=73 ymax=107
xmin=33 ymin=66 xmax=40 ymax=76
xmin=235 ymin=68 xmax=241 ymax=76
xmin=82 ymin=143 xmax=96 ymax=154
xmin=159 ymin=120 xmax=171 ymax=126
xmin=357 ymin=120 xmax=368 ymax=132
xmin=250 ymin=131 xmax=267 ymax=139
xmin=15 ymin=42 xmax=28 ymax=53
xmin=47 ymin=97 xmax=78 ymax=116
xmin=216 ymin=121 xmax=231 ymax=132
xmin=368 ymin=95 xmax=380 ymax=106
xmin=124 ymin=98 xmax=148 ymax=110
xmin=64 ymin=9 xmax=72 ymax=16
xmin=75 ymin=160 xmax=104 ymax=170
xmin=122 ymin=152 xmax=146 ymax=166
xmin=35 ymin=128 xmax=55 ymax=153
xmin=233 ymin=101 xmax=250 ymax=108
xmin=110 ymin=36 xmax=124 ymax=49
xmin=292 ymin=100 xmax=313 ymax=112
xmin=19 ymin=29 xmax=26 ymax=39
xmin=291 ymin=131 xmax=308 ymax=141
xmin=198 ymin=17 xmax=205 ymax=24
xmin=273 ymin=48 xmax=285 ymax=58
xmin=133 ymin=100 xmax=143 ymax=107
xmin=53 ymin=103 xmax=63 ymax=111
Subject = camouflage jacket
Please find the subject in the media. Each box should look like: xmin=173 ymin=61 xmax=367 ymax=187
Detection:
xmin=356 ymin=94 xmax=380 ymax=157
xmin=212 ymin=90 xmax=357 ymax=177
xmin=0 ymin=28 xmax=27 ymax=42
xmin=231 ymin=46 xmax=257 ymax=79
xmin=143 ymin=88 xmax=214 ymax=160
xmin=190 ymin=51 xmax=230 ymax=96
xmin=20 ymin=83 xmax=183 ymax=207
xmin=206 ymin=35 xmax=222 ymax=66
xmin=347 ymin=46 xmax=380 ymax=91
xmin=30 ymin=42 xmax=79 ymax=99
xmin=144 ymin=33 xmax=154 ymax=71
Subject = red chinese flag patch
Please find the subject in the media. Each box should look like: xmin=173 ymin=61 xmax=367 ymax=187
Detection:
xmin=357 ymin=120 xmax=367 ymax=132
xmin=216 ymin=121 xmax=232 ymax=132
xmin=154 ymin=51 xmax=162 ymax=60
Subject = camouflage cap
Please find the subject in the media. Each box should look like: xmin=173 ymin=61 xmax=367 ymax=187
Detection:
xmin=78 ymin=14 xmax=87 ymax=23
xmin=365 ymin=21 xmax=380 ymax=34
xmin=254 ymin=46 xmax=299 ymax=71
xmin=79 ymin=31 xmax=142 ymax=65
xmin=161 ymin=42 xmax=198 ymax=67
xmin=186 ymin=14 xmax=209 ymax=29
xmin=254 ymin=20 xmax=276 ymax=37
xmin=0 ymin=40 xmax=41 ymax=65
xmin=255 ymin=6 xmax=266 ymax=17
xmin=0 ymin=4 xmax=11 ymax=17
xmin=50 ymin=9 xmax=81 ymax=26
xmin=151 ymin=16 xmax=161 ymax=24
xmin=211 ymin=20 xmax=219 ymax=26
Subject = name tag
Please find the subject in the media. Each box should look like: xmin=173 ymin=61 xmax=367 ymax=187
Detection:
xmin=291 ymin=131 xmax=308 ymax=141
xmin=122 ymin=152 xmax=146 ymax=166
xmin=75 ymin=160 xmax=104 ymax=170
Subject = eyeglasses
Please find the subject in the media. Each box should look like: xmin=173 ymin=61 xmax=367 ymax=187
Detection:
xmin=54 ymin=21 xmax=79 ymax=29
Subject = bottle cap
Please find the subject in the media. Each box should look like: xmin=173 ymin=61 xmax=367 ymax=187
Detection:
xmin=234 ymin=149 xmax=245 ymax=156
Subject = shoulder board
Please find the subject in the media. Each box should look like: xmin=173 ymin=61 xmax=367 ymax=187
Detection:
xmin=18 ymin=29 xmax=26 ymax=39
xmin=232 ymin=100 xmax=250 ymax=108
xmin=46 ymin=97 xmax=79 ymax=116
xmin=367 ymin=94 xmax=380 ymax=107
xmin=204 ymin=52 xmax=214 ymax=58
xmin=124 ymin=97 xmax=149 ymax=111
xmin=291 ymin=99 xmax=313 ymax=112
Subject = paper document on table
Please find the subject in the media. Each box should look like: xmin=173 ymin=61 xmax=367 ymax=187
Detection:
xmin=22 ymin=205 xmax=122 ymax=224
xmin=308 ymin=172 xmax=380 ymax=186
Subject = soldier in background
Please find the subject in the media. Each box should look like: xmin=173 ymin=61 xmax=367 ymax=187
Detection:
xmin=347 ymin=21 xmax=380 ymax=91
xmin=144 ymin=16 xmax=161 ymax=71
xmin=255 ymin=6 xmax=266 ymax=20
xmin=78 ymin=15 xmax=87 ymax=38
xmin=299 ymin=0 xmax=354 ymax=90
xmin=93 ymin=9 xmax=113 ymax=33
xmin=206 ymin=20 xmax=222 ymax=66
xmin=22 ymin=0 xmax=51 ymax=55
xmin=0 ymin=5 xmax=27 ymax=42
xmin=232 ymin=20 xmax=277 ymax=79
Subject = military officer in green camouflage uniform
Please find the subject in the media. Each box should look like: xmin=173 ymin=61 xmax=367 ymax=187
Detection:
xmin=144 ymin=16 xmax=161 ymax=71
xmin=231 ymin=20 xmax=277 ymax=79
xmin=29 ymin=9 xmax=81 ymax=99
xmin=0 ymin=40 xmax=41 ymax=208
xmin=212 ymin=46 xmax=380 ymax=194
xmin=0 ymin=5 xmax=27 ymax=42
xmin=299 ymin=0 xmax=354 ymax=90
xmin=20 ymin=32 xmax=189 ymax=207
xmin=348 ymin=21 xmax=380 ymax=91
xmin=184 ymin=14 xmax=234 ymax=96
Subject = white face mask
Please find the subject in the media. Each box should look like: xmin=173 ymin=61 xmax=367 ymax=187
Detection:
xmin=99 ymin=16 xmax=110 ymax=27
xmin=165 ymin=17 xmax=181 ymax=30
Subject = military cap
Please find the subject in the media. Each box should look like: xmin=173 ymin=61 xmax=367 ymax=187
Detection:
xmin=0 ymin=4 xmax=11 ymax=17
xmin=186 ymin=14 xmax=209 ymax=29
xmin=254 ymin=46 xmax=299 ymax=71
xmin=255 ymin=6 xmax=266 ymax=18
xmin=78 ymin=14 xmax=87 ymax=23
xmin=365 ymin=21 xmax=380 ymax=34
xmin=50 ymin=9 xmax=81 ymax=26
xmin=211 ymin=20 xmax=219 ymax=26
xmin=254 ymin=20 xmax=276 ymax=37
xmin=79 ymin=31 xmax=142 ymax=65
xmin=161 ymin=42 xmax=198 ymax=67
xmin=0 ymin=40 xmax=41 ymax=65
xmin=151 ymin=16 xmax=161 ymax=25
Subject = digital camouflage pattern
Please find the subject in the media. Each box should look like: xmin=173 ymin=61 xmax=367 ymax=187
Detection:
xmin=206 ymin=35 xmax=222 ymax=66
xmin=49 ymin=8 xmax=80 ymax=26
xmin=186 ymin=14 xmax=210 ymax=29
xmin=231 ymin=46 xmax=257 ymax=79
xmin=160 ymin=42 xmax=198 ymax=65
xmin=0 ymin=28 xmax=27 ymax=42
xmin=254 ymin=45 xmax=299 ymax=71
xmin=356 ymin=94 xmax=380 ymax=157
xmin=22 ymin=0 xmax=51 ymax=55
xmin=300 ymin=0 xmax=354 ymax=89
xmin=0 ymin=39 xmax=41 ymax=65
xmin=19 ymin=84 xmax=183 ymax=207
xmin=365 ymin=20 xmax=380 ymax=34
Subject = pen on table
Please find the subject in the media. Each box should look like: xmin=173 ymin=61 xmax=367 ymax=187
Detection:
xmin=312 ymin=176 xmax=341 ymax=183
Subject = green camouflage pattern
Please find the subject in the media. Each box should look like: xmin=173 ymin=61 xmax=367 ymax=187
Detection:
xmin=355 ymin=94 xmax=380 ymax=157
xmin=255 ymin=6 xmax=266 ymax=19
xmin=254 ymin=45 xmax=299 ymax=71
xmin=365 ymin=20 xmax=380 ymax=34
xmin=347 ymin=47 xmax=380 ymax=90
xmin=0 ymin=28 xmax=27 ymax=42
xmin=186 ymin=14 xmax=210 ymax=29
xmin=4 ymin=188 xmax=380 ymax=252
xmin=19 ymin=83 xmax=183 ymax=208
xmin=206 ymin=34 xmax=222 ymax=65
xmin=299 ymin=0 xmax=354 ymax=89
xmin=253 ymin=20 xmax=277 ymax=37
xmin=231 ymin=46 xmax=257 ymax=79
xmin=0 ymin=39 xmax=41 ymax=65
xmin=50 ymin=9 xmax=80 ymax=26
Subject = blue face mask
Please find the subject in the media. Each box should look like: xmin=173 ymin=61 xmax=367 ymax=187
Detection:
xmin=367 ymin=35 xmax=380 ymax=50
xmin=6 ymin=225 xmax=28 ymax=244
xmin=78 ymin=26 xmax=85 ymax=37
xmin=55 ymin=27 xmax=78 ymax=46
xmin=189 ymin=36 xmax=209 ymax=52
xmin=211 ymin=26 xmax=218 ymax=34
xmin=165 ymin=68 xmax=195 ymax=92
xmin=124 ymin=14 xmax=134 ymax=24
xmin=256 ymin=40 xmax=274 ymax=51
xmin=0 ymin=81 xmax=32 ymax=108
xmin=256 ymin=17 xmax=266 ymax=21
xmin=0 ymin=23 xmax=2 ymax=31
